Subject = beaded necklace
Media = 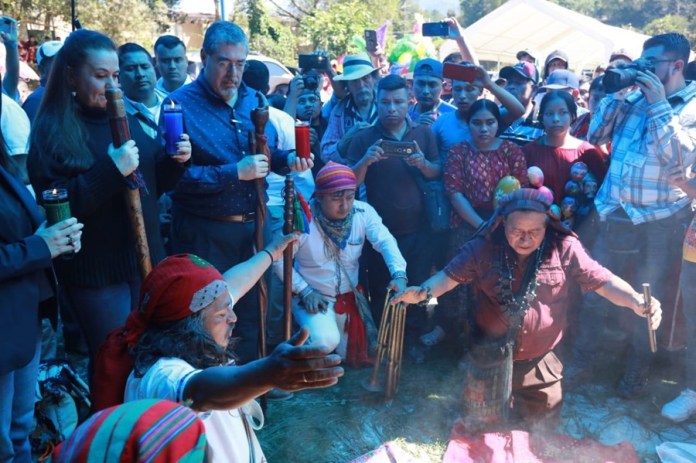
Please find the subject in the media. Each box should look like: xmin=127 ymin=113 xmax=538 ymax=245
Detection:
xmin=493 ymin=239 xmax=546 ymax=337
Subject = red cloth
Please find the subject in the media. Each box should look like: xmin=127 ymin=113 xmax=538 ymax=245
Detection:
xmin=444 ymin=140 xmax=529 ymax=228
xmin=333 ymin=291 xmax=373 ymax=368
xmin=443 ymin=421 xmax=639 ymax=463
xmin=523 ymin=139 xmax=607 ymax=204
xmin=91 ymin=254 xmax=226 ymax=412
xmin=444 ymin=234 xmax=612 ymax=361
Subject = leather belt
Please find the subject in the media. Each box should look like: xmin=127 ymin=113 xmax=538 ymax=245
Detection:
xmin=208 ymin=212 xmax=256 ymax=223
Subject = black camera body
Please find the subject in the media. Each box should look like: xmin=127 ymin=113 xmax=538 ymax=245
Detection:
xmin=603 ymin=60 xmax=655 ymax=93
xmin=381 ymin=140 xmax=416 ymax=157
xmin=302 ymin=69 xmax=321 ymax=92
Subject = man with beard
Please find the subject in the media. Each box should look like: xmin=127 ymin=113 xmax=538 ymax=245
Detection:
xmin=432 ymin=64 xmax=524 ymax=161
xmin=118 ymin=43 xmax=168 ymax=139
xmin=320 ymin=52 xmax=380 ymax=165
xmin=153 ymin=35 xmax=192 ymax=98
xmin=163 ymin=21 xmax=312 ymax=363
xmin=567 ymin=33 xmax=696 ymax=400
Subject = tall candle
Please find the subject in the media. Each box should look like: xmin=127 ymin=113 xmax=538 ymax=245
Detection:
xmin=42 ymin=188 xmax=71 ymax=225
xmin=295 ymin=122 xmax=311 ymax=159
xmin=163 ymin=102 xmax=184 ymax=155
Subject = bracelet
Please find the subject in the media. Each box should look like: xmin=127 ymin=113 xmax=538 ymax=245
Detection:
xmin=391 ymin=271 xmax=408 ymax=283
xmin=261 ymin=249 xmax=274 ymax=263
xmin=417 ymin=285 xmax=432 ymax=306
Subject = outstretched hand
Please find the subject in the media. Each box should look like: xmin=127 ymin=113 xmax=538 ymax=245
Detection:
xmin=266 ymin=327 xmax=344 ymax=391
xmin=390 ymin=286 xmax=426 ymax=305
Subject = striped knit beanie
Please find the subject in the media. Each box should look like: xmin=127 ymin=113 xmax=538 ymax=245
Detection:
xmin=314 ymin=161 xmax=357 ymax=195
xmin=53 ymin=399 xmax=208 ymax=462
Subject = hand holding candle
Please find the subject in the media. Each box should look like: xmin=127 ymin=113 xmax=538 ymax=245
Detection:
xmin=42 ymin=188 xmax=71 ymax=226
xmin=163 ymin=102 xmax=184 ymax=156
xmin=39 ymin=188 xmax=83 ymax=258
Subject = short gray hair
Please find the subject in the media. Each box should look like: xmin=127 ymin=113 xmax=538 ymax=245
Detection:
xmin=202 ymin=21 xmax=249 ymax=55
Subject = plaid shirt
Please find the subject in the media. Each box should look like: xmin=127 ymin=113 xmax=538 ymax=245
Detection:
xmin=589 ymin=82 xmax=696 ymax=224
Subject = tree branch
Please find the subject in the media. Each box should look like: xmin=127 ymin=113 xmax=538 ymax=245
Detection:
xmin=266 ymin=0 xmax=303 ymax=21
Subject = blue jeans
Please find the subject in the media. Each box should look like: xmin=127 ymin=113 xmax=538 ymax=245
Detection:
xmin=0 ymin=338 xmax=40 ymax=463
xmin=64 ymin=280 xmax=139 ymax=379
xmin=682 ymin=260 xmax=696 ymax=389
xmin=572 ymin=207 xmax=691 ymax=366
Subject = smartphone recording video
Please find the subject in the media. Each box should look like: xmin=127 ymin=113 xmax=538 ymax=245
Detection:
xmin=421 ymin=22 xmax=449 ymax=37
xmin=443 ymin=62 xmax=479 ymax=83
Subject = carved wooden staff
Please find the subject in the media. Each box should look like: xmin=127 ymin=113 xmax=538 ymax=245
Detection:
xmin=105 ymin=88 xmax=152 ymax=279
xmin=282 ymin=174 xmax=295 ymax=340
xmin=251 ymin=97 xmax=270 ymax=360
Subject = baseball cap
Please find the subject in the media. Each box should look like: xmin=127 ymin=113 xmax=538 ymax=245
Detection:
xmin=545 ymin=49 xmax=569 ymax=66
xmin=543 ymin=69 xmax=580 ymax=90
xmin=413 ymin=58 xmax=443 ymax=80
xmin=609 ymin=48 xmax=633 ymax=63
xmin=516 ymin=48 xmax=538 ymax=62
xmin=37 ymin=40 xmax=62 ymax=66
xmin=499 ymin=62 xmax=539 ymax=85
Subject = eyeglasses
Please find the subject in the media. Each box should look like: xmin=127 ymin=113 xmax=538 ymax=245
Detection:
xmin=215 ymin=59 xmax=248 ymax=74
xmin=642 ymin=58 xmax=677 ymax=66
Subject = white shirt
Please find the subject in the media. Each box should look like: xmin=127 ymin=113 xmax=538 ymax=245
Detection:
xmin=273 ymin=200 xmax=407 ymax=296
xmin=1 ymin=93 xmax=30 ymax=155
xmin=154 ymin=75 xmax=193 ymax=99
xmin=266 ymin=106 xmax=315 ymax=206
xmin=125 ymin=358 xmax=266 ymax=463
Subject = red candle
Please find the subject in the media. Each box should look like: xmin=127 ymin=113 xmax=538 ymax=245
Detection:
xmin=295 ymin=122 xmax=311 ymax=159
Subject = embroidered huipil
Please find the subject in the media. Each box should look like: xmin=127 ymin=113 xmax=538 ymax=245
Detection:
xmin=589 ymin=83 xmax=696 ymax=224
xmin=444 ymin=234 xmax=612 ymax=361
xmin=444 ymin=140 xmax=528 ymax=228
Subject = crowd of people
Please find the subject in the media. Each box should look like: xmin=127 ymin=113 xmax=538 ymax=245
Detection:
xmin=1 ymin=13 xmax=695 ymax=462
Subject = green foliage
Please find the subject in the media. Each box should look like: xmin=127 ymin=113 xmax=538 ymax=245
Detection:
xmin=458 ymin=0 xmax=505 ymax=27
xmin=77 ymin=0 xmax=165 ymax=48
xmin=240 ymin=0 xmax=297 ymax=65
xmin=643 ymin=15 xmax=695 ymax=45
xmin=301 ymin=0 xmax=373 ymax=57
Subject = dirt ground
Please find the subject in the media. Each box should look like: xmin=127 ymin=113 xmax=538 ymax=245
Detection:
xmin=257 ymin=336 xmax=696 ymax=463
xmin=59 ymin=320 xmax=695 ymax=463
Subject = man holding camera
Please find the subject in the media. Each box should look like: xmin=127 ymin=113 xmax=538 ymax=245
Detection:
xmin=347 ymin=75 xmax=440 ymax=364
xmin=320 ymin=52 xmax=380 ymax=165
xmin=567 ymin=33 xmax=696 ymax=400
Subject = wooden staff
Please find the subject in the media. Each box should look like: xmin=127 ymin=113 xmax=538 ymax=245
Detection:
xmin=282 ymin=174 xmax=295 ymax=340
xmin=643 ymin=283 xmax=658 ymax=353
xmin=364 ymin=294 xmax=394 ymax=391
xmin=251 ymin=97 xmax=270 ymax=360
xmin=105 ymin=88 xmax=152 ymax=279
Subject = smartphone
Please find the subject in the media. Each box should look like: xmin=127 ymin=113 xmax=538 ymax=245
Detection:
xmin=421 ymin=22 xmax=450 ymax=37
xmin=0 ymin=17 xmax=15 ymax=36
xmin=443 ymin=62 xmax=479 ymax=82
xmin=299 ymin=54 xmax=327 ymax=71
xmin=364 ymin=29 xmax=378 ymax=53
xmin=381 ymin=140 xmax=416 ymax=158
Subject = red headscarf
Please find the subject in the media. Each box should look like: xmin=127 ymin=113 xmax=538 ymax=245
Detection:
xmin=91 ymin=254 xmax=227 ymax=412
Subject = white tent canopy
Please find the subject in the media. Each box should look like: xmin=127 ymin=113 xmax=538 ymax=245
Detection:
xmin=443 ymin=0 xmax=651 ymax=72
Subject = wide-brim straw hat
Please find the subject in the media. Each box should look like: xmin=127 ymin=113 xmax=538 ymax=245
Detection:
xmin=333 ymin=52 xmax=380 ymax=81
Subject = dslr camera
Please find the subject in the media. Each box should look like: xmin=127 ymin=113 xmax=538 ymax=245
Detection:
xmin=602 ymin=59 xmax=655 ymax=93
xmin=302 ymin=69 xmax=321 ymax=92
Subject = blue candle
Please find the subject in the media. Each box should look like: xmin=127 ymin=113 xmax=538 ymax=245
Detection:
xmin=163 ymin=103 xmax=184 ymax=155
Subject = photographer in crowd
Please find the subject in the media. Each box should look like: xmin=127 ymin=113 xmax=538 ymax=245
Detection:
xmin=566 ymin=33 xmax=696 ymax=399
xmin=347 ymin=75 xmax=440 ymax=364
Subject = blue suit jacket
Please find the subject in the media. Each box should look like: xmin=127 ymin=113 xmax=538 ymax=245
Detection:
xmin=0 ymin=166 xmax=56 ymax=375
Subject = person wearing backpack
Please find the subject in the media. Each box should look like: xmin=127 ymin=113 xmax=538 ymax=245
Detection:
xmin=0 ymin=88 xmax=84 ymax=462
